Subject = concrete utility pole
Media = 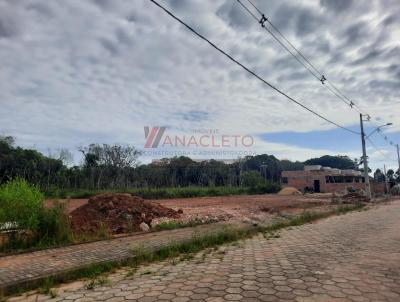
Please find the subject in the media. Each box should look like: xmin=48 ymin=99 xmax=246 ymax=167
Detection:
xmin=397 ymin=144 xmax=400 ymax=174
xmin=360 ymin=114 xmax=372 ymax=200
xmin=384 ymin=164 xmax=389 ymax=194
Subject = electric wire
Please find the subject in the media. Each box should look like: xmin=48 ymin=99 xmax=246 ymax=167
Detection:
xmin=237 ymin=0 xmax=353 ymax=108
xmin=366 ymin=137 xmax=397 ymax=163
xmin=239 ymin=0 xmax=398 ymax=151
xmin=149 ymin=0 xmax=359 ymax=135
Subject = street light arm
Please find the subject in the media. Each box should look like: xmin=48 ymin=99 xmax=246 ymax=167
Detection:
xmin=365 ymin=123 xmax=393 ymax=139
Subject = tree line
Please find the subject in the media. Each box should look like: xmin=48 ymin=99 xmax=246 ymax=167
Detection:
xmin=1 ymin=136 xmax=398 ymax=192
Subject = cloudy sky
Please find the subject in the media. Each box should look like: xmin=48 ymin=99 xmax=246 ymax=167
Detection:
xmin=0 ymin=0 xmax=399 ymax=169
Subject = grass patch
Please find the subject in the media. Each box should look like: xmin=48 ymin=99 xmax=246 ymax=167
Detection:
xmin=127 ymin=226 xmax=252 ymax=271
xmin=38 ymin=278 xmax=56 ymax=297
xmin=154 ymin=218 xmax=214 ymax=231
xmin=263 ymin=203 xmax=365 ymax=234
xmin=84 ymin=276 xmax=111 ymax=290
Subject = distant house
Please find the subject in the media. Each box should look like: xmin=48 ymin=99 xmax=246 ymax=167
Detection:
xmin=281 ymin=165 xmax=385 ymax=193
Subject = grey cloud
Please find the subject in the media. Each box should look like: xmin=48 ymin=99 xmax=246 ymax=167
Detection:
xmin=26 ymin=2 xmax=53 ymax=18
xmin=383 ymin=15 xmax=398 ymax=26
xmin=91 ymin=0 xmax=113 ymax=9
xmin=180 ymin=111 xmax=209 ymax=122
xmin=295 ymin=9 xmax=324 ymax=37
xmin=164 ymin=0 xmax=194 ymax=11
xmin=0 ymin=6 xmax=20 ymax=39
xmin=385 ymin=47 xmax=400 ymax=60
xmin=277 ymin=71 xmax=308 ymax=82
xmin=0 ymin=20 xmax=15 ymax=38
xmin=268 ymin=3 xmax=296 ymax=32
xmin=320 ymin=0 xmax=353 ymax=12
xmin=115 ymin=28 xmax=132 ymax=46
xmin=99 ymin=37 xmax=119 ymax=56
xmin=315 ymin=39 xmax=330 ymax=54
xmin=343 ymin=21 xmax=370 ymax=44
xmin=368 ymin=80 xmax=400 ymax=91
xmin=350 ymin=49 xmax=382 ymax=66
xmin=216 ymin=0 xmax=253 ymax=30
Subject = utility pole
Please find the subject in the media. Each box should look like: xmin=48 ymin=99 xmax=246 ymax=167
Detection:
xmin=384 ymin=164 xmax=389 ymax=194
xmin=360 ymin=114 xmax=372 ymax=200
xmin=397 ymin=144 xmax=400 ymax=174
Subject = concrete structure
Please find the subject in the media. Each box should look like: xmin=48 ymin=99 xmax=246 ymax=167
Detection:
xmin=281 ymin=166 xmax=385 ymax=193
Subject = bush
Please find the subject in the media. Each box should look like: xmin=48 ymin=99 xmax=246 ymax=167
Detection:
xmin=0 ymin=179 xmax=72 ymax=252
xmin=37 ymin=202 xmax=72 ymax=244
xmin=247 ymin=183 xmax=281 ymax=194
xmin=0 ymin=178 xmax=44 ymax=231
xmin=240 ymin=171 xmax=264 ymax=187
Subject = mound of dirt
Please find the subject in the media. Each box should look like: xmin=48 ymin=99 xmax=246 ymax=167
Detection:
xmin=278 ymin=187 xmax=302 ymax=196
xmin=331 ymin=190 xmax=367 ymax=204
xmin=70 ymin=193 xmax=180 ymax=234
xmin=341 ymin=192 xmax=368 ymax=203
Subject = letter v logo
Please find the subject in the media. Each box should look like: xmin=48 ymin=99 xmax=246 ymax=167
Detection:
xmin=144 ymin=126 xmax=166 ymax=148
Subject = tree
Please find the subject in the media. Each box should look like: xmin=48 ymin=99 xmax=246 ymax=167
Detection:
xmin=0 ymin=135 xmax=15 ymax=146
xmin=373 ymin=169 xmax=385 ymax=182
xmin=387 ymin=169 xmax=395 ymax=182
xmin=79 ymin=144 xmax=140 ymax=168
xmin=304 ymin=155 xmax=358 ymax=170
xmin=57 ymin=149 xmax=74 ymax=166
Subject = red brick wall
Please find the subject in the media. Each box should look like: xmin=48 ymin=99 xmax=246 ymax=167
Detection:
xmin=282 ymin=170 xmax=386 ymax=194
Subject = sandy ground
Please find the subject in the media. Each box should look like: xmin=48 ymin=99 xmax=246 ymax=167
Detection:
xmin=46 ymin=193 xmax=333 ymax=224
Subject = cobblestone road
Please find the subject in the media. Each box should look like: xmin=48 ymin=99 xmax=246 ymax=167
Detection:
xmin=8 ymin=200 xmax=400 ymax=302
xmin=0 ymin=222 xmax=243 ymax=291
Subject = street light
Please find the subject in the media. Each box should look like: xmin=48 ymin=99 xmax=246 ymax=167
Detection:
xmin=359 ymin=117 xmax=393 ymax=200
xmin=366 ymin=123 xmax=393 ymax=139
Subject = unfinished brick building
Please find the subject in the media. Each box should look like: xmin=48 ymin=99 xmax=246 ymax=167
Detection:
xmin=281 ymin=165 xmax=385 ymax=193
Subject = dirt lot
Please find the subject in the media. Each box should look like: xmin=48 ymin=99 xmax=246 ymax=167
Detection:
xmin=47 ymin=193 xmax=333 ymax=225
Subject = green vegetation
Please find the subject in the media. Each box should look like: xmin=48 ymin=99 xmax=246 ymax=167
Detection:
xmin=304 ymin=155 xmax=358 ymax=170
xmin=84 ymin=276 xmax=111 ymax=290
xmin=128 ymin=226 xmax=250 ymax=269
xmin=264 ymin=203 xmax=365 ymax=233
xmin=38 ymin=278 xmax=57 ymax=297
xmin=1 ymin=136 xmax=399 ymax=202
xmin=0 ymin=178 xmax=43 ymax=231
xmin=154 ymin=219 xmax=212 ymax=231
xmin=0 ymin=136 xmax=293 ymax=194
xmin=0 ymin=179 xmax=72 ymax=253
xmin=44 ymin=183 xmax=281 ymax=199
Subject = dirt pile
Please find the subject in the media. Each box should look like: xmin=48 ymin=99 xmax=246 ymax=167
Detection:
xmin=70 ymin=193 xmax=180 ymax=234
xmin=278 ymin=187 xmax=302 ymax=196
xmin=332 ymin=191 xmax=368 ymax=203
xmin=341 ymin=191 xmax=368 ymax=203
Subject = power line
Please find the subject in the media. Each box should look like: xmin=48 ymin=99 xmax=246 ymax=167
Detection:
xmin=238 ymin=0 xmax=398 ymax=147
xmin=149 ymin=0 xmax=359 ymax=135
xmin=366 ymin=119 xmax=397 ymax=148
xmin=366 ymin=137 xmax=397 ymax=163
xmin=236 ymin=0 xmax=322 ymax=82
xmin=244 ymin=0 xmax=367 ymax=112
xmin=237 ymin=0 xmax=358 ymax=109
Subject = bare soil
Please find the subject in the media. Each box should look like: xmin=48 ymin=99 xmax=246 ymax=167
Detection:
xmin=154 ymin=194 xmax=332 ymax=223
xmin=47 ymin=193 xmax=333 ymax=228
xmin=69 ymin=193 xmax=179 ymax=234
